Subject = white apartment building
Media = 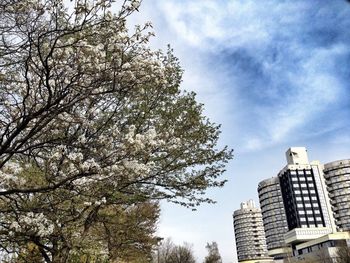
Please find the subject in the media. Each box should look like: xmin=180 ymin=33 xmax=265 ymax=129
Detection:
xmin=233 ymin=200 xmax=271 ymax=262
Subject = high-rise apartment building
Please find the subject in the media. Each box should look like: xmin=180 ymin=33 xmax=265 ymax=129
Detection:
xmin=233 ymin=200 xmax=270 ymax=262
xmin=251 ymin=147 xmax=349 ymax=261
xmin=324 ymin=159 xmax=350 ymax=231
xmin=258 ymin=177 xmax=290 ymax=259
xmin=278 ymin=147 xmax=336 ymax=245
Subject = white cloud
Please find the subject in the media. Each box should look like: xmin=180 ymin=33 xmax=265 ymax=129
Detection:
xmin=156 ymin=1 xmax=313 ymax=51
xmin=262 ymin=46 xmax=346 ymax=143
xmin=160 ymin=1 xmax=347 ymax=152
xmin=158 ymin=1 xmax=227 ymax=48
xmin=133 ymin=0 xmax=350 ymax=149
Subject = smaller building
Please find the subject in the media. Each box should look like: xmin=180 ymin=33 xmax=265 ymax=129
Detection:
xmin=233 ymin=200 xmax=271 ymax=262
xmin=291 ymin=232 xmax=350 ymax=262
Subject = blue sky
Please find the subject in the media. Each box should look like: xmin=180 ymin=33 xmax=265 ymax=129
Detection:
xmin=129 ymin=0 xmax=350 ymax=262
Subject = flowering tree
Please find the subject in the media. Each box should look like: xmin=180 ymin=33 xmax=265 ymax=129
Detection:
xmin=0 ymin=0 xmax=232 ymax=261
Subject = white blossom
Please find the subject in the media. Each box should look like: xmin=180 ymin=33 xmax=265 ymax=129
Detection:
xmin=80 ymin=158 xmax=101 ymax=171
xmin=0 ymin=162 xmax=26 ymax=187
xmin=9 ymin=213 xmax=54 ymax=237
xmin=67 ymin=152 xmax=84 ymax=162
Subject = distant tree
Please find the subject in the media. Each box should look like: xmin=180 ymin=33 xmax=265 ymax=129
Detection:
xmin=155 ymin=239 xmax=196 ymax=263
xmin=336 ymin=245 xmax=350 ymax=263
xmin=155 ymin=238 xmax=174 ymax=263
xmin=203 ymin=242 xmax=222 ymax=263
xmin=167 ymin=243 xmax=196 ymax=263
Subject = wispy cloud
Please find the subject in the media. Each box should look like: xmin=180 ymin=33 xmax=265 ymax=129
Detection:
xmin=148 ymin=0 xmax=350 ymax=151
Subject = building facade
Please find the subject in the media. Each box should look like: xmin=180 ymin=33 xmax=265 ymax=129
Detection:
xmin=324 ymin=159 xmax=350 ymax=231
xmin=258 ymin=177 xmax=290 ymax=259
xmin=293 ymin=232 xmax=350 ymax=261
xmin=233 ymin=200 xmax=270 ymax=262
xmin=278 ymin=147 xmax=336 ymax=245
